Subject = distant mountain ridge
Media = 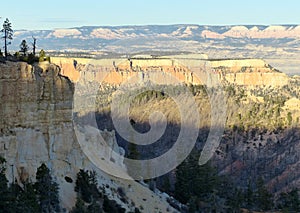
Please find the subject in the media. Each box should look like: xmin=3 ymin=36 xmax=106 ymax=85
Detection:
xmin=15 ymin=24 xmax=300 ymax=39
xmin=10 ymin=24 xmax=300 ymax=61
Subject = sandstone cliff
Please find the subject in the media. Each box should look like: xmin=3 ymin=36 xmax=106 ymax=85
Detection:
xmin=51 ymin=56 xmax=289 ymax=87
xmin=0 ymin=61 xmax=177 ymax=212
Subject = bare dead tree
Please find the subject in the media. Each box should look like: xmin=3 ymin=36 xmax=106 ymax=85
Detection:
xmin=32 ymin=36 xmax=37 ymax=56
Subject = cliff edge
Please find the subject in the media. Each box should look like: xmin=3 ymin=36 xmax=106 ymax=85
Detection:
xmin=0 ymin=61 xmax=177 ymax=212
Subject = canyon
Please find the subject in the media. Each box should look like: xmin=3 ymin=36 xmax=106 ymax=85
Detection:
xmin=0 ymin=52 xmax=299 ymax=211
xmin=0 ymin=61 xmax=179 ymax=212
xmin=52 ymin=53 xmax=300 ymax=197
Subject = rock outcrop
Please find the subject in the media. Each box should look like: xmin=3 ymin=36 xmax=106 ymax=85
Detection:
xmin=0 ymin=61 xmax=177 ymax=212
xmin=52 ymin=56 xmax=289 ymax=87
xmin=51 ymin=56 xmax=205 ymax=85
xmin=209 ymin=59 xmax=289 ymax=86
xmin=224 ymin=72 xmax=289 ymax=86
xmin=0 ymin=61 xmax=79 ymax=208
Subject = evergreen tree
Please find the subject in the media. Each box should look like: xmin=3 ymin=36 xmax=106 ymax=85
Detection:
xmin=127 ymin=142 xmax=142 ymax=178
xmin=72 ymin=169 xmax=103 ymax=212
xmin=174 ymin=157 xmax=193 ymax=203
xmin=175 ymin=151 xmax=220 ymax=204
xmin=0 ymin=156 xmax=11 ymax=211
xmin=86 ymin=200 xmax=102 ymax=213
xmin=27 ymin=53 xmax=39 ymax=64
xmin=35 ymin=163 xmax=60 ymax=213
xmin=16 ymin=181 xmax=41 ymax=213
xmin=8 ymin=181 xmax=23 ymax=212
xmin=70 ymin=198 xmax=88 ymax=213
xmin=32 ymin=36 xmax=37 ymax=56
xmin=255 ymin=177 xmax=273 ymax=211
xmin=0 ymin=159 xmax=54 ymax=213
xmin=74 ymin=169 xmax=101 ymax=203
xmin=278 ymin=188 xmax=300 ymax=212
xmin=103 ymin=195 xmax=122 ymax=213
xmin=1 ymin=18 xmax=13 ymax=57
xmin=128 ymin=142 xmax=139 ymax=160
xmin=244 ymin=180 xmax=254 ymax=208
xmin=227 ymin=188 xmax=243 ymax=213
xmin=19 ymin=40 xmax=29 ymax=56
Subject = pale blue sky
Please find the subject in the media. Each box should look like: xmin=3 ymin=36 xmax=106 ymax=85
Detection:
xmin=1 ymin=0 xmax=300 ymax=30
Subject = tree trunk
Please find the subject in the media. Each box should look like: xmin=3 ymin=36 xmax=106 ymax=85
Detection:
xmin=4 ymin=30 xmax=7 ymax=58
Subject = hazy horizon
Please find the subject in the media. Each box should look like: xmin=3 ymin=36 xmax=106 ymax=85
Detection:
xmin=1 ymin=0 xmax=299 ymax=30
xmin=11 ymin=23 xmax=300 ymax=31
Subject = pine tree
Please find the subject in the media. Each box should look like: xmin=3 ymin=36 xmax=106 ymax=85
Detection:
xmin=16 ymin=181 xmax=41 ymax=213
xmin=128 ymin=142 xmax=139 ymax=160
xmin=127 ymin=142 xmax=141 ymax=178
xmin=0 ymin=156 xmax=20 ymax=212
xmin=74 ymin=169 xmax=101 ymax=204
xmin=278 ymin=188 xmax=300 ymax=212
xmin=0 ymin=158 xmax=44 ymax=213
xmin=245 ymin=180 xmax=254 ymax=208
xmin=227 ymin=188 xmax=243 ymax=213
xmin=19 ymin=40 xmax=29 ymax=56
xmin=72 ymin=169 xmax=103 ymax=212
xmin=32 ymin=36 xmax=37 ymax=56
xmin=35 ymin=163 xmax=60 ymax=213
xmin=8 ymin=181 xmax=23 ymax=212
xmin=255 ymin=177 xmax=273 ymax=211
xmin=87 ymin=200 xmax=102 ymax=213
xmin=70 ymin=198 xmax=88 ymax=213
xmin=0 ymin=156 xmax=10 ymax=211
xmin=1 ymin=18 xmax=13 ymax=57
xmin=174 ymin=150 xmax=219 ymax=204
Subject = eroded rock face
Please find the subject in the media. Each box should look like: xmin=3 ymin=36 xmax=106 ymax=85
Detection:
xmin=224 ymin=72 xmax=289 ymax=86
xmin=0 ymin=61 xmax=79 ymax=208
xmin=209 ymin=59 xmax=289 ymax=86
xmin=52 ymin=56 xmax=289 ymax=87
xmin=0 ymin=61 xmax=178 ymax=212
xmin=0 ymin=61 xmax=73 ymax=129
xmin=0 ymin=62 xmax=121 ymax=209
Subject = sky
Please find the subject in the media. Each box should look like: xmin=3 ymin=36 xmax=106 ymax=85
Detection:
xmin=1 ymin=0 xmax=300 ymax=30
